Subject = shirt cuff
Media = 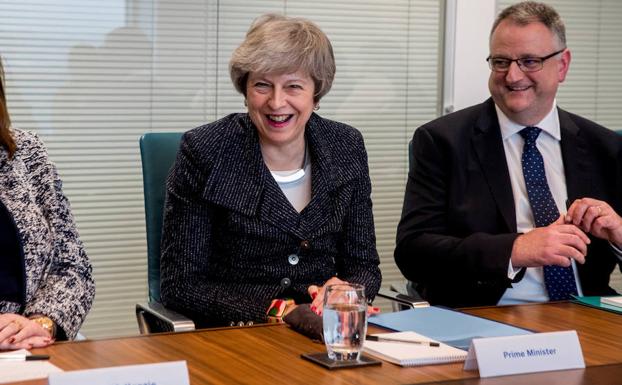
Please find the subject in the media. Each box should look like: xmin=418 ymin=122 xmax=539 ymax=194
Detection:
xmin=507 ymin=259 xmax=521 ymax=280
xmin=609 ymin=241 xmax=622 ymax=260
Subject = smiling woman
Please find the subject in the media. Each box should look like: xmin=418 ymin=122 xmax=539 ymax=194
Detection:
xmin=159 ymin=14 xmax=382 ymax=327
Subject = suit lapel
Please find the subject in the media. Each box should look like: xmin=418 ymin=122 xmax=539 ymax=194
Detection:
xmin=297 ymin=117 xmax=339 ymax=235
xmin=203 ymin=115 xmax=302 ymax=236
xmin=471 ymin=99 xmax=517 ymax=232
xmin=559 ymin=108 xmax=592 ymax=202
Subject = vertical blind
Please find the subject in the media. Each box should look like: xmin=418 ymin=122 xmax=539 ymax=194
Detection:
xmin=496 ymin=0 xmax=622 ymax=291
xmin=0 ymin=0 xmax=441 ymax=338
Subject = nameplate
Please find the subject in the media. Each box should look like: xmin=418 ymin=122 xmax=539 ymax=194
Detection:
xmin=463 ymin=331 xmax=584 ymax=378
xmin=48 ymin=360 xmax=189 ymax=385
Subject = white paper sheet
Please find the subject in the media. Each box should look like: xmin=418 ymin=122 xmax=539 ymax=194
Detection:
xmin=0 ymin=349 xmax=63 ymax=384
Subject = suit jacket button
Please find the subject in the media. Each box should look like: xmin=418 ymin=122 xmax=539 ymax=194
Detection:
xmin=288 ymin=254 xmax=300 ymax=265
xmin=300 ymin=240 xmax=311 ymax=250
xmin=280 ymin=277 xmax=291 ymax=288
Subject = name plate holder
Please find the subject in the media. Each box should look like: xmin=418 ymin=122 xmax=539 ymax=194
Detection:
xmin=48 ymin=360 xmax=189 ymax=385
xmin=463 ymin=330 xmax=584 ymax=378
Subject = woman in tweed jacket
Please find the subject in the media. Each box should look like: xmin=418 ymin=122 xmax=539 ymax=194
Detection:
xmin=0 ymin=58 xmax=95 ymax=348
xmin=160 ymin=14 xmax=381 ymax=327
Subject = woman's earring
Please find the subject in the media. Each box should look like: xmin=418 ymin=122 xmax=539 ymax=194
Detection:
xmin=314 ymin=104 xmax=320 ymax=111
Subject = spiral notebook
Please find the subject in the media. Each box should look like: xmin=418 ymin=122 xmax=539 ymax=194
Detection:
xmin=364 ymin=331 xmax=467 ymax=367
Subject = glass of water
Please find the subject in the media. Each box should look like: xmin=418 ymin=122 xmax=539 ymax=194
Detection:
xmin=322 ymin=283 xmax=367 ymax=361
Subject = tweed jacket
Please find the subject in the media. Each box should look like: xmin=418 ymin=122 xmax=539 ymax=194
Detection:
xmin=0 ymin=129 xmax=95 ymax=339
xmin=160 ymin=113 xmax=381 ymax=327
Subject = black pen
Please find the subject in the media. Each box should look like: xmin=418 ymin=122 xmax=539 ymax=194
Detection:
xmin=0 ymin=354 xmax=50 ymax=361
xmin=366 ymin=335 xmax=440 ymax=347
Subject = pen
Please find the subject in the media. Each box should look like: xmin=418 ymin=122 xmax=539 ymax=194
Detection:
xmin=366 ymin=335 xmax=440 ymax=347
xmin=0 ymin=354 xmax=50 ymax=361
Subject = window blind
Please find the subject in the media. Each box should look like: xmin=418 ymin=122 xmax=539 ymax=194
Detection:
xmin=0 ymin=0 xmax=441 ymax=337
xmin=497 ymin=0 xmax=622 ymax=292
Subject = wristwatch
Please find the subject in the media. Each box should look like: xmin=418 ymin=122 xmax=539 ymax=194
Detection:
xmin=30 ymin=316 xmax=56 ymax=338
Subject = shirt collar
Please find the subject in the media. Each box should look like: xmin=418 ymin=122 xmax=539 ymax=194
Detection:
xmin=496 ymin=101 xmax=561 ymax=141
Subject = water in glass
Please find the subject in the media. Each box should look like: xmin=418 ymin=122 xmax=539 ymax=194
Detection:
xmin=322 ymin=284 xmax=367 ymax=361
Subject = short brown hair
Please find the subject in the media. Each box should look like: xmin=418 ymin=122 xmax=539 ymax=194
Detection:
xmin=229 ymin=14 xmax=335 ymax=103
xmin=491 ymin=1 xmax=566 ymax=48
xmin=0 ymin=57 xmax=15 ymax=159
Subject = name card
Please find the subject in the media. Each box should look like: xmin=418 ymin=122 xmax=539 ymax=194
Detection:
xmin=48 ymin=361 xmax=189 ymax=385
xmin=463 ymin=331 xmax=584 ymax=378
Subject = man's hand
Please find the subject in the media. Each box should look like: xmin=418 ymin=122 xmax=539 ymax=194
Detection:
xmin=566 ymin=198 xmax=622 ymax=246
xmin=511 ymin=214 xmax=590 ymax=268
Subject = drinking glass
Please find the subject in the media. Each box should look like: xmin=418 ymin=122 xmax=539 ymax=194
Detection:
xmin=322 ymin=283 xmax=367 ymax=361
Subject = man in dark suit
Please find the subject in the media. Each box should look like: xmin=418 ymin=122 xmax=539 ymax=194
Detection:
xmin=395 ymin=1 xmax=622 ymax=307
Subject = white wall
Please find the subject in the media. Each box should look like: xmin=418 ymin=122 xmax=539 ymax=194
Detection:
xmin=444 ymin=0 xmax=496 ymax=113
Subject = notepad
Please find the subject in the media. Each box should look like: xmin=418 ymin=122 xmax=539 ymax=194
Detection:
xmin=364 ymin=331 xmax=467 ymax=367
xmin=601 ymin=296 xmax=622 ymax=308
xmin=0 ymin=349 xmax=63 ymax=384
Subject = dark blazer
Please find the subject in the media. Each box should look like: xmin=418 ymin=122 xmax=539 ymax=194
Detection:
xmin=395 ymin=98 xmax=622 ymax=307
xmin=160 ymin=113 xmax=381 ymax=327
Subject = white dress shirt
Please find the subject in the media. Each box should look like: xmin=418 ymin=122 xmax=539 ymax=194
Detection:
xmin=496 ymin=102 xmax=583 ymax=305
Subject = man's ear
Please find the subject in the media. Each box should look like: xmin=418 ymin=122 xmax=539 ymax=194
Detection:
xmin=558 ymin=49 xmax=571 ymax=83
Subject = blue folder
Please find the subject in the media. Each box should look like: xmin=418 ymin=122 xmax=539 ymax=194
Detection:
xmin=369 ymin=306 xmax=532 ymax=350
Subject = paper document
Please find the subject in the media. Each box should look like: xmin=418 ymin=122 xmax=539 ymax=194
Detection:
xmin=0 ymin=349 xmax=63 ymax=384
xmin=601 ymin=296 xmax=622 ymax=308
xmin=365 ymin=331 xmax=467 ymax=366
xmin=369 ymin=306 xmax=532 ymax=350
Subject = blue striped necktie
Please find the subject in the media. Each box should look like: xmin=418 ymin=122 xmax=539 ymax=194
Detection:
xmin=520 ymin=126 xmax=578 ymax=301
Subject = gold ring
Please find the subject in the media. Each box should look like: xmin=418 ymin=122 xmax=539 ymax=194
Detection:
xmin=10 ymin=320 xmax=22 ymax=330
xmin=596 ymin=206 xmax=602 ymax=216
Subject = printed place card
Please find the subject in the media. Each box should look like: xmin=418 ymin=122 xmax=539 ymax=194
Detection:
xmin=463 ymin=330 xmax=584 ymax=378
xmin=48 ymin=360 xmax=189 ymax=385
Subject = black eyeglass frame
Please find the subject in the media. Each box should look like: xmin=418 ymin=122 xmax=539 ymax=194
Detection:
xmin=486 ymin=48 xmax=566 ymax=72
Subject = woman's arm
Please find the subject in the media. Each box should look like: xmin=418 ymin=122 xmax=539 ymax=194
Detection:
xmin=334 ymin=131 xmax=382 ymax=299
xmin=159 ymin=132 xmax=281 ymax=326
xmin=20 ymin=131 xmax=95 ymax=340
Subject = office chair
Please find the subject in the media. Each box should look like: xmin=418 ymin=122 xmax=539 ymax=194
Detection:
xmin=135 ymin=132 xmax=196 ymax=334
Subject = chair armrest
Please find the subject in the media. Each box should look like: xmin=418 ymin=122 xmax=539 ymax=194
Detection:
xmin=376 ymin=288 xmax=430 ymax=310
xmin=136 ymin=302 xmax=196 ymax=334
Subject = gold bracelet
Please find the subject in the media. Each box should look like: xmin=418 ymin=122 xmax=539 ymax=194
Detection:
xmin=30 ymin=316 xmax=56 ymax=338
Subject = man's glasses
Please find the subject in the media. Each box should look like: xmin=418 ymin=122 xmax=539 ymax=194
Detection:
xmin=486 ymin=49 xmax=566 ymax=72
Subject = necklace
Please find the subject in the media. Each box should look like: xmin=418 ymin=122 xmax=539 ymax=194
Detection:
xmin=271 ymin=142 xmax=307 ymax=184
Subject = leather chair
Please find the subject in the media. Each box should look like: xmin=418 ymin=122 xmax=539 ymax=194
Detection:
xmin=135 ymin=132 xmax=196 ymax=334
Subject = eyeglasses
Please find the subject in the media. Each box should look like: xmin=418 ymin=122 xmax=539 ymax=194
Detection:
xmin=486 ymin=49 xmax=566 ymax=72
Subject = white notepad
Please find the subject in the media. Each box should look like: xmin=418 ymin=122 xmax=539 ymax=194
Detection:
xmin=364 ymin=331 xmax=468 ymax=367
xmin=0 ymin=349 xmax=63 ymax=384
xmin=601 ymin=296 xmax=622 ymax=308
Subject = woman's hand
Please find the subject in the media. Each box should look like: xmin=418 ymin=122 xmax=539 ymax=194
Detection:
xmin=0 ymin=314 xmax=54 ymax=350
xmin=307 ymin=277 xmax=380 ymax=316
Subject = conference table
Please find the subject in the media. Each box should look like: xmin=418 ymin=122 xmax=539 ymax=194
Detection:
xmin=8 ymin=302 xmax=622 ymax=385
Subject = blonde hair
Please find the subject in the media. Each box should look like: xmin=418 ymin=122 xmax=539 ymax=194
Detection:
xmin=230 ymin=14 xmax=335 ymax=103
xmin=491 ymin=1 xmax=566 ymax=48
xmin=0 ymin=57 xmax=15 ymax=159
